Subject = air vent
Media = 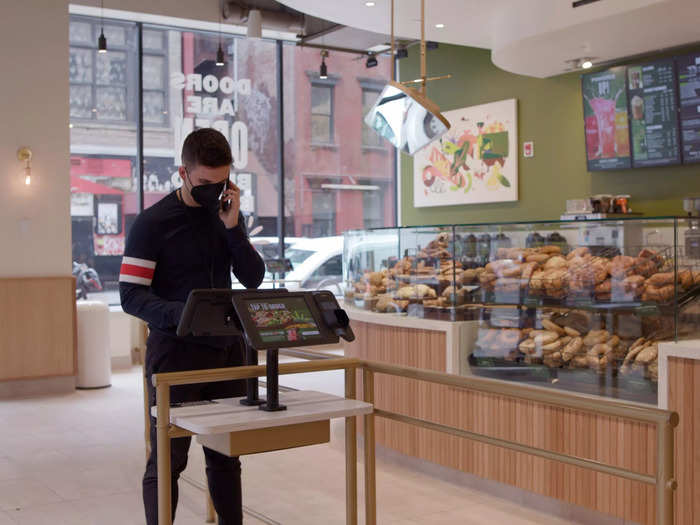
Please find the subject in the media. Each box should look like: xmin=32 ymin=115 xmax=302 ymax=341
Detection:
xmin=572 ymin=0 xmax=602 ymax=7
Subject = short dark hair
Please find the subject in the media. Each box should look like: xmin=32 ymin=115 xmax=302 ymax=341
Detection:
xmin=181 ymin=128 xmax=232 ymax=169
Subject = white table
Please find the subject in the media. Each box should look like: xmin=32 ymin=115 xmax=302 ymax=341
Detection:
xmin=152 ymin=389 xmax=374 ymax=524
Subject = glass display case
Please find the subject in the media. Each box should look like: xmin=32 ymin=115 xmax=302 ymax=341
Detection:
xmin=343 ymin=217 xmax=700 ymax=403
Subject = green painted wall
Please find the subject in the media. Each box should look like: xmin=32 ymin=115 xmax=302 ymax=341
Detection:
xmin=399 ymin=44 xmax=700 ymax=226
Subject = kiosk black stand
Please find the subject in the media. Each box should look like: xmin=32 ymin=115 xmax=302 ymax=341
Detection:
xmin=176 ymin=288 xmax=354 ymax=412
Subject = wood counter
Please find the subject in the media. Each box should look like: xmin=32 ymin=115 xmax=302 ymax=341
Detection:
xmin=344 ymin=307 xmax=681 ymax=525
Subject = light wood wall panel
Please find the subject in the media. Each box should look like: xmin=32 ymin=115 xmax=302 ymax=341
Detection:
xmin=0 ymin=277 xmax=76 ymax=381
xmin=667 ymin=356 xmax=700 ymax=525
xmin=346 ymin=320 xmax=659 ymax=525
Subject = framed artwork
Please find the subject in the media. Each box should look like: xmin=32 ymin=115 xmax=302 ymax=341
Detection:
xmin=414 ymin=98 xmax=518 ymax=207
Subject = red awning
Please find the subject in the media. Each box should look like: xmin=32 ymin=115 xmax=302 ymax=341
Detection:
xmin=70 ymin=175 xmax=123 ymax=195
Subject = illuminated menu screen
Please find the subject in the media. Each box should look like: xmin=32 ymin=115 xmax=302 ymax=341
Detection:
xmin=627 ymin=59 xmax=681 ymax=167
xmin=244 ymin=297 xmax=322 ymax=344
xmin=582 ymin=67 xmax=632 ymax=170
xmin=677 ymin=53 xmax=700 ymax=164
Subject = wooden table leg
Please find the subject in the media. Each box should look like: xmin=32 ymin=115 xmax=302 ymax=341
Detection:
xmin=363 ymin=369 xmax=376 ymax=525
xmin=345 ymin=368 xmax=358 ymax=525
xmin=205 ymin=490 xmax=216 ymax=523
xmin=156 ymin=383 xmax=172 ymax=525
xmin=144 ymin=373 xmax=151 ymax=460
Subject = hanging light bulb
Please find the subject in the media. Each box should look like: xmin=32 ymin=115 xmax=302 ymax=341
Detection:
xmin=216 ymin=43 xmax=225 ymax=67
xmin=319 ymin=50 xmax=329 ymax=79
xmin=216 ymin=3 xmax=225 ymax=66
xmin=97 ymin=0 xmax=107 ymax=53
xmin=17 ymin=147 xmax=33 ymax=186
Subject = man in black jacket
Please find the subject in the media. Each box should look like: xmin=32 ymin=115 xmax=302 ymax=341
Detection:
xmin=120 ymin=128 xmax=265 ymax=525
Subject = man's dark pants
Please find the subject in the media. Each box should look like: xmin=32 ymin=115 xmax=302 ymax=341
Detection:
xmin=144 ymin=331 xmax=246 ymax=525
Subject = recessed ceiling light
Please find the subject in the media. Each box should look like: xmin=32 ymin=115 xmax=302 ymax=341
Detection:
xmin=365 ymin=1 xmax=375 ymax=6
xmin=435 ymin=23 xmax=445 ymax=28
xmin=581 ymin=60 xmax=593 ymax=69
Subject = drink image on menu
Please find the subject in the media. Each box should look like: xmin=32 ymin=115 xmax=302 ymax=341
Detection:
xmin=627 ymin=59 xmax=680 ymax=167
xmin=582 ymin=67 xmax=631 ymax=170
xmin=677 ymin=53 xmax=700 ymax=164
xmin=246 ymin=297 xmax=322 ymax=344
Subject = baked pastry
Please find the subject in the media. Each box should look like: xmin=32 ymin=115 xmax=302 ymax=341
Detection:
xmin=679 ymin=269 xmax=694 ymax=290
xmin=636 ymin=343 xmax=658 ymax=364
xmin=564 ymin=326 xmax=581 ymax=337
xmin=542 ymin=319 xmax=565 ymax=335
xmin=526 ymin=253 xmax=550 ymax=264
xmin=540 ymin=245 xmax=562 ymax=254
xmin=610 ymin=255 xmax=636 ymax=279
xmin=583 ymin=329 xmax=610 ymax=346
xmin=566 ymin=247 xmax=590 ymax=260
xmin=647 ymin=272 xmax=674 ymax=287
xmin=544 ymin=256 xmax=567 ymax=270
xmin=562 ymin=337 xmax=583 ymax=362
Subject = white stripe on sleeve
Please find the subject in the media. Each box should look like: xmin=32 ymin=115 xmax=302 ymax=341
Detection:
xmin=119 ymin=274 xmax=153 ymax=286
xmin=121 ymin=256 xmax=156 ymax=269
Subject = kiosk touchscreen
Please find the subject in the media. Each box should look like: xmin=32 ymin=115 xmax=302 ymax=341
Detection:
xmin=176 ymin=288 xmax=353 ymax=412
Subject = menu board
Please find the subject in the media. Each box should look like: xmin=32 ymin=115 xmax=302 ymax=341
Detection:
xmin=244 ymin=297 xmax=322 ymax=344
xmin=582 ymin=67 xmax=632 ymax=170
xmin=627 ymin=59 xmax=681 ymax=167
xmin=677 ymin=52 xmax=700 ymax=164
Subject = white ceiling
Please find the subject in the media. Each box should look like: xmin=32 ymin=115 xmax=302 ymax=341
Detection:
xmin=279 ymin=0 xmax=700 ymax=77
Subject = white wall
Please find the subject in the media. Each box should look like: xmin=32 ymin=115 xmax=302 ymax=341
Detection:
xmin=0 ymin=0 xmax=71 ymax=277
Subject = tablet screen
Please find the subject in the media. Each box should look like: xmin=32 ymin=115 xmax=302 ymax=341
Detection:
xmin=243 ymin=296 xmax=323 ymax=344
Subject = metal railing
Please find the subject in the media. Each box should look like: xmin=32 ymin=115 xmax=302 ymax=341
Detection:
xmin=151 ymin=353 xmax=679 ymax=525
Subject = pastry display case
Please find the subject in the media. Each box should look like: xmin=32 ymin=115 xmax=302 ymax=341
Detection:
xmin=343 ymin=217 xmax=700 ymax=403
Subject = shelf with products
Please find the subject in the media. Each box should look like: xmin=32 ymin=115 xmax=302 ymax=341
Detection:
xmin=343 ymin=217 xmax=700 ymax=403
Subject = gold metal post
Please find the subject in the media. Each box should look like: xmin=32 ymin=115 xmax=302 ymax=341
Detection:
xmin=205 ymin=490 xmax=216 ymax=523
xmin=420 ymin=0 xmax=426 ymax=95
xmin=345 ymin=367 xmax=358 ymax=525
xmin=156 ymin=383 xmax=171 ymax=525
xmin=390 ymin=0 xmax=395 ymax=83
xmin=363 ymin=368 xmax=376 ymax=525
xmin=657 ymin=418 xmax=677 ymax=524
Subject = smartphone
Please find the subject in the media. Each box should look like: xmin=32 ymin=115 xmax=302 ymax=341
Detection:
xmin=221 ymin=179 xmax=232 ymax=212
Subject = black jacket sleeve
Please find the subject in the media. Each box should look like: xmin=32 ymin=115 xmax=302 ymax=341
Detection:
xmin=226 ymin=212 xmax=265 ymax=289
xmin=119 ymin=214 xmax=185 ymax=329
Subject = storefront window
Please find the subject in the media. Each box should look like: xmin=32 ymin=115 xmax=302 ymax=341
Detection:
xmin=70 ymin=16 xmax=138 ymax=305
xmin=283 ymin=45 xmax=395 ymax=295
xmin=69 ymin=15 xmax=395 ymax=302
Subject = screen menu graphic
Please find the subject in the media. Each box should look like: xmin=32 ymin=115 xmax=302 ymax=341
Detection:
xmin=627 ymin=59 xmax=681 ymax=167
xmin=245 ymin=297 xmax=322 ymax=344
xmin=677 ymin=53 xmax=700 ymax=164
xmin=582 ymin=67 xmax=632 ymax=170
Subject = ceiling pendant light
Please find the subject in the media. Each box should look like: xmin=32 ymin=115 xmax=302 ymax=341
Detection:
xmin=319 ymin=50 xmax=329 ymax=79
xmin=97 ymin=0 xmax=107 ymax=53
xmin=216 ymin=5 xmax=225 ymax=67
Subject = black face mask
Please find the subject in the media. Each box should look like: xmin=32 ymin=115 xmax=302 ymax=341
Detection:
xmin=186 ymin=170 xmax=226 ymax=214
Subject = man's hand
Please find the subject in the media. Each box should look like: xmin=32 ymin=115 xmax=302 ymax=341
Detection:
xmin=219 ymin=180 xmax=241 ymax=229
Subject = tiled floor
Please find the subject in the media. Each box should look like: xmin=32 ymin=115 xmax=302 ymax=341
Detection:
xmin=0 ymin=367 xmax=591 ymax=524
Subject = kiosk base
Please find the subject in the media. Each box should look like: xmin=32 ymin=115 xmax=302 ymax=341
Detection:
xmin=259 ymin=349 xmax=287 ymax=412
